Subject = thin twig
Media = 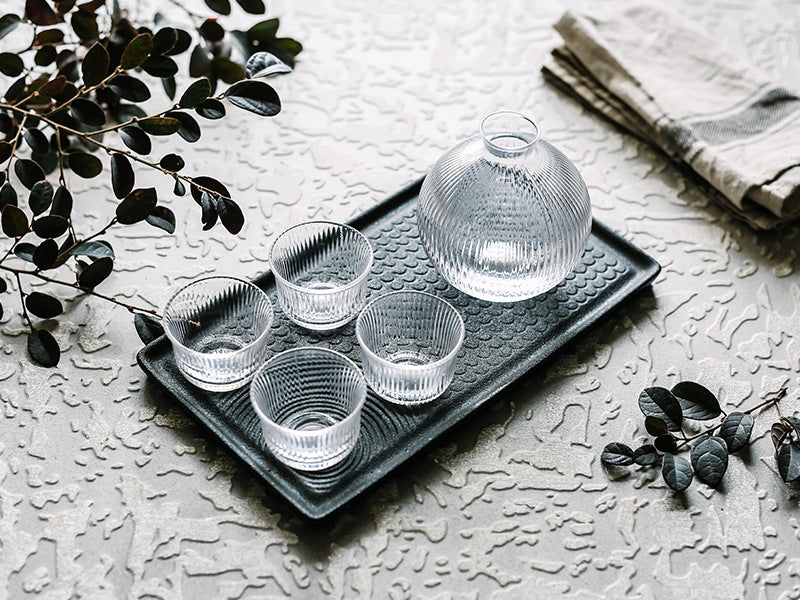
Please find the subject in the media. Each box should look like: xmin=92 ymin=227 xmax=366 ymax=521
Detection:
xmin=13 ymin=271 xmax=34 ymax=333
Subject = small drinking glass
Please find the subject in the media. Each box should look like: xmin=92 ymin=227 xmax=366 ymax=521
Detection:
xmin=356 ymin=291 xmax=465 ymax=404
xmin=163 ymin=276 xmax=274 ymax=392
xmin=269 ymin=221 xmax=373 ymax=330
xmin=250 ymin=347 xmax=367 ymax=471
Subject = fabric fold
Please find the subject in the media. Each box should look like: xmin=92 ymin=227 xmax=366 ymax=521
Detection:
xmin=542 ymin=2 xmax=800 ymax=229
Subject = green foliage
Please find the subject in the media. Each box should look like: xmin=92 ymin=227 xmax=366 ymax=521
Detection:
xmin=0 ymin=0 xmax=302 ymax=366
xmin=602 ymin=384 xmax=794 ymax=491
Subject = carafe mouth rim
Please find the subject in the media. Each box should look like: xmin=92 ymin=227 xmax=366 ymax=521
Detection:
xmin=480 ymin=110 xmax=540 ymax=156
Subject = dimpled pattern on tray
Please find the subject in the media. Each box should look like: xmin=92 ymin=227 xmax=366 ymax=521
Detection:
xmin=138 ymin=178 xmax=660 ymax=519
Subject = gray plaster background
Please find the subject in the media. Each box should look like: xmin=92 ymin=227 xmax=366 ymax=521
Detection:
xmin=2 ymin=0 xmax=800 ymax=598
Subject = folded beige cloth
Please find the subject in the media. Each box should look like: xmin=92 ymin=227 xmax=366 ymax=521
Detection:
xmin=542 ymin=2 xmax=800 ymax=229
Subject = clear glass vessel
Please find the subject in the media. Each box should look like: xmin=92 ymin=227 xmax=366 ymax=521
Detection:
xmin=417 ymin=111 xmax=592 ymax=302
xmin=163 ymin=276 xmax=274 ymax=392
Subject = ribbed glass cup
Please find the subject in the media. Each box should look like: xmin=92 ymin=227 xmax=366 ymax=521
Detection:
xmin=270 ymin=221 xmax=373 ymax=330
xmin=249 ymin=347 xmax=367 ymax=471
xmin=356 ymin=291 xmax=464 ymax=404
xmin=163 ymin=276 xmax=274 ymax=392
xmin=417 ymin=110 xmax=592 ymax=302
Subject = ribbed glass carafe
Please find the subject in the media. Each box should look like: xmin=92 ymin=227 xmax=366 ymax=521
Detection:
xmin=417 ymin=111 xmax=592 ymax=302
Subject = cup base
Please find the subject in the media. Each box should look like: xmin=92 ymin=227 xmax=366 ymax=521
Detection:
xmin=284 ymin=313 xmax=357 ymax=331
xmin=265 ymin=437 xmax=357 ymax=471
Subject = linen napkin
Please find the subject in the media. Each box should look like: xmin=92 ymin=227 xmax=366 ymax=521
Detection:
xmin=542 ymin=2 xmax=800 ymax=229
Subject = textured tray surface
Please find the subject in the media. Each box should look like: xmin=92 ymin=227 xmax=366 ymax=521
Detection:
xmin=138 ymin=178 xmax=660 ymax=519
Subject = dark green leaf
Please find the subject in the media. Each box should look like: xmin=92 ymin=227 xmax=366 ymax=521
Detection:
xmin=25 ymin=0 xmax=62 ymax=25
xmin=77 ymin=255 xmax=113 ymax=288
xmin=32 ymin=214 xmax=68 ymax=238
xmin=138 ymin=117 xmax=181 ymax=136
xmin=273 ymin=38 xmax=303 ymax=60
xmin=109 ymin=74 xmax=150 ymax=102
xmin=27 ymin=329 xmax=60 ymax=367
xmin=719 ymin=412 xmax=754 ymax=453
xmin=196 ymin=97 xmax=225 ymax=119
xmin=0 ymin=172 xmax=5 ymax=185
xmin=67 ymin=152 xmax=102 ymax=178
xmin=212 ymin=56 xmax=246 ymax=84
xmin=166 ymin=28 xmax=192 ymax=56
xmin=26 ymin=291 xmax=62 ymax=318
xmin=23 ymin=128 xmax=49 ymax=155
xmin=81 ymin=41 xmax=110 ymax=86
xmin=199 ymin=19 xmax=225 ymax=42
xmin=159 ymin=154 xmax=184 ymax=171
xmin=50 ymin=185 xmax=72 ymax=218
xmin=0 ymin=14 xmax=21 ymax=41
xmin=199 ymin=191 xmax=217 ymax=229
xmin=224 ymin=79 xmax=280 ymax=116
xmin=15 ymin=242 xmax=36 ymax=262
xmin=165 ymin=111 xmax=200 ymax=143
xmin=0 ymin=141 xmax=12 ymax=164
xmin=245 ymin=51 xmax=291 ymax=78
xmin=134 ymin=312 xmax=164 ymax=344
xmin=116 ymin=187 xmax=157 ymax=224
xmin=29 ymin=180 xmax=54 ymax=215
xmin=31 ymin=149 xmax=58 ymax=176
xmin=38 ymin=75 xmax=68 ymax=97
xmin=644 ymin=415 xmax=669 ymax=437
xmin=772 ymin=421 xmax=793 ymax=450
xmin=32 ymin=238 xmax=58 ymax=269
xmin=110 ymin=153 xmax=134 ymax=199
xmin=661 ymin=453 xmax=693 ymax=491
xmin=52 ymin=232 xmax=74 ymax=268
xmin=205 ymin=0 xmax=230 ymax=14
xmin=179 ymin=77 xmax=211 ymax=109
xmin=214 ymin=195 xmax=243 ymax=234
xmin=71 ymin=10 xmax=99 ymax=41
xmin=161 ymin=76 xmax=176 ymax=100
xmin=633 ymin=444 xmax=660 ymax=467
xmin=600 ymin=442 xmax=634 ymax=466
xmin=247 ymin=18 xmax=278 ymax=43
xmin=2 ymin=204 xmax=28 ymax=237
xmin=152 ymin=27 xmax=177 ymax=55
xmin=145 ymin=205 xmax=175 ymax=233
xmin=5 ymin=76 xmax=27 ymax=103
xmin=69 ymin=239 xmax=114 ymax=259
xmin=191 ymin=176 xmax=231 ymax=204
xmin=70 ymin=98 xmax=106 ymax=126
xmin=235 ymin=0 xmax=265 ymax=15
xmin=15 ymin=159 xmax=46 ymax=190
xmin=638 ymin=387 xmax=683 ymax=431
xmin=142 ymin=55 xmax=178 ymax=78
xmin=777 ymin=443 xmax=800 ymax=483
xmin=0 ymin=277 xmax=5 ymax=292
xmin=34 ymin=45 xmax=57 ymax=66
xmin=654 ymin=433 xmax=678 ymax=454
xmin=0 ymin=53 xmax=24 ymax=77
xmin=671 ymin=381 xmax=721 ymax=421
xmin=120 ymin=33 xmax=153 ymax=69
xmin=189 ymin=44 xmax=211 ymax=78
xmin=690 ymin=436 xmax=728 ymax=486
xmin=34 ymin=26 xmax=63 ymax=45
xmin=0 ymin=182 xmax=17 ymax=209
xmin=784 ymin=415 xmax=800 ymax=442
xmin=173 ymin=178 xmax=185 ymax=196
xmin=119 ymin=126 xmax=151 ymax=154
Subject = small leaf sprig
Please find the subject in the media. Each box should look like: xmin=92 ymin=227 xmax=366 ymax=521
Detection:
xmin=601 ymin=382 xmax=794 ymax=491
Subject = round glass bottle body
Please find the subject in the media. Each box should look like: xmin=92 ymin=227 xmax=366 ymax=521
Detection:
xmin=417 ymin=111 xmax=592 ymax=302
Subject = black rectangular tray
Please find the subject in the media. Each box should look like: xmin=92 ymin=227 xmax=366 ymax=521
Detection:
xmin=138 ymin=178 xmax=661 ymax=519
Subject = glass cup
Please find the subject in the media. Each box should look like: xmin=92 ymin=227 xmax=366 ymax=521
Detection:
xmin=163 ymin=276 xmax=274 ymax=392
xmin=356 ymin=291 xmax=465 ymax=404
xmin=269 ymin=221 xmax=373 ymax=330
xmin=249 ymin=347 xmax=367 ymax=471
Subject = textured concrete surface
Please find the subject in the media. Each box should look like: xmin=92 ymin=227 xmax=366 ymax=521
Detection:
xmin=1 ymin=0 xmax=800 ymax=598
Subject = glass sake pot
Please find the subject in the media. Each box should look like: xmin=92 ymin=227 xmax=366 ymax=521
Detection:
xmin=417 ymin=111 xmax=592 ymax=302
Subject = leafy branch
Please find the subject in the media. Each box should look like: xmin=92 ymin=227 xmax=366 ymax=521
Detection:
xmin=601 ymin=382 xmax=799 ymax=491
xmin=0 ymin=0 xmax=303 ymax=367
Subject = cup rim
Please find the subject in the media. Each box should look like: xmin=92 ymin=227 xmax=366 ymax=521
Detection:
xmin=249 ymin=346 xmax=368 ymax=438
xmin=162 ymin=275 xmax=274 ymax=358
xmin=355 ymin=290 xmax=465 ymax=371
xmin=480 ymin=110 xmax=540 ymax=155
xmin=269 ymin=221 xmax=374 ymax=295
